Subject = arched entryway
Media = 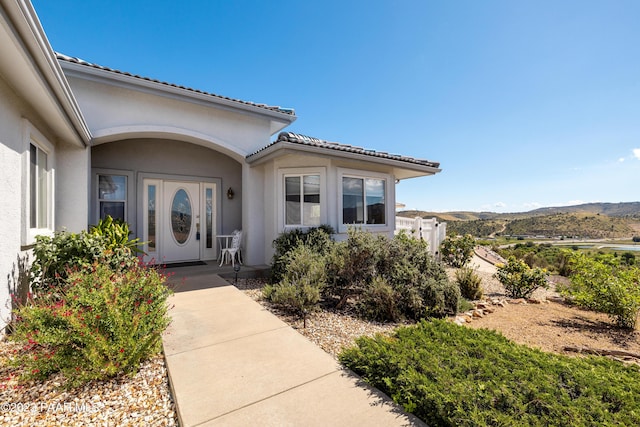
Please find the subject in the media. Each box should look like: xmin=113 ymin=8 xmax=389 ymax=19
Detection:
xmin=91 ymin=137 xmax=242 ymax=264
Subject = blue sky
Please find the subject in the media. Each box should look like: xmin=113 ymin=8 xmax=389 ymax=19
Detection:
xmin=32 ymin=0 xmax=640 ymax=213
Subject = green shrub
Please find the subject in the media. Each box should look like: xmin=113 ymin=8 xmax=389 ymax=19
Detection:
xmin=10 ymin=262 xmax=172 ymax=387
xmin=561 ymin=252 xmax=640 ymax=329
xmin=621 ymin=252 xmax=636 ymax=266
xmin=326 ymin=230 xmax=458 ymax=321
xmin=264 ymin=244 xmax=326 ymax=323
xmin=272 ymin=228 xmax=459 ymax=323
xmin=457 ymin=298 xmax=474 ymax=312
xmin=495 ymin=256 xmax=548 ymax=299
xmin=383 ymin=234 xmax=458 ymax=319
xmin=324 ymin=228 xmax=385 ymax=309
xmin=89 ymin=215 xmax=143 ymax=254
xmin=30 ymin=216 xmax=140 ymax=293
xmin=358 ymin=277 xmax=400 ymax=322
xmin=420 ymin=276 xmax=461 ymax=319
xmin=270 ymin=225 xmax=334 ymax=283
xmin=440 ymin=234 xmax=476 ymax=268
xmin=456 ymin=266 xmax=483 ymax=300
xmin=498 ymin=242 xmax=571 ymax=274
xmin=340 ymin=319 xmax=640 ymax=426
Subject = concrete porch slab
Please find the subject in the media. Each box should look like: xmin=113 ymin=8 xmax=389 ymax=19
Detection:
xmin=163 ymin=285 xmax=286 ymax=355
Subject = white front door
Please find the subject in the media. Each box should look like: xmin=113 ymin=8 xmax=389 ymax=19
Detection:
xmin=162 ymin=181 xmax=201 ymax=262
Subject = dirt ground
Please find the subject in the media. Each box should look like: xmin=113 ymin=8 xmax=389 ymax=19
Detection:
xmin=465 ymin=300 xmax=640 ymax=358
xmin=464 ymin=254 xmax=640 ymax=361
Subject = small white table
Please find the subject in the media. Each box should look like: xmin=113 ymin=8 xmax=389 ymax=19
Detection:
xmin=217 ymin=235 xmax=234 ymax=264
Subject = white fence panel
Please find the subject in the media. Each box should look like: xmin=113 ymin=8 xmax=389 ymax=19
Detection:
xmin=394 ymin=216 xmax=446 ymax=258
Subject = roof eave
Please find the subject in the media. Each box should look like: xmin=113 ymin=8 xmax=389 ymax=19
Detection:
xmin=1 ymin=0 xmax=91 ymax=147
xmin=59 ymin=59 xmax=297 ymax=132
xmin=246 ymin=141 xmax=442 ymax=177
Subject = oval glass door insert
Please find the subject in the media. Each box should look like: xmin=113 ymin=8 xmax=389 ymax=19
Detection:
xmin=171 ymin=189 xmax=192 ymax=244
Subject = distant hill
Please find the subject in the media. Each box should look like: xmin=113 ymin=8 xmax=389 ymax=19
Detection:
xmin=527 ymin=202 xmax=640 ymax=218
xmin=398 ymin=202 xmax=640 ymax=239
xmin=399 ymin=202 xmax=640 ymax=221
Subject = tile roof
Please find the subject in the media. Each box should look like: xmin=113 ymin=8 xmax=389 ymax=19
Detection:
xmin=248 ymin=132 xmax=440 ymax=168
xmin=56 ymin=53 xmax=295 ymax=116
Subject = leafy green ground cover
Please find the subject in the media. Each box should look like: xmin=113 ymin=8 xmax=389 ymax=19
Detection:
xmin=340 ymin=320 xmax=640 ymax=426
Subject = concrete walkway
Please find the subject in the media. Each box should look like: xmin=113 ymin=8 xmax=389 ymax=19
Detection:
xmin=161 ymin=272 xmax=424 ymax=426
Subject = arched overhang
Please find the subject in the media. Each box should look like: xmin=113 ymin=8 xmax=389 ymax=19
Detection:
xmin=90 ymin=125 xmax=247 ymax=163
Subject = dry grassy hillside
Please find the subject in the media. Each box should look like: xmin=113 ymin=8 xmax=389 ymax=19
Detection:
xmin=503 ymin=212 xmax=634 ymax=239
xmin=399 ymin=202 xmax=640 ymax=238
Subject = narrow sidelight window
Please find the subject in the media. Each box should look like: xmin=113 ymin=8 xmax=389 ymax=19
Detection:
xmin=30 ymin=143 xmax=49 ymax=229
xmin=206 ymin=187 xmax=213 ymax=249
xmin=147 ymin=184 xmax=156 ymax=252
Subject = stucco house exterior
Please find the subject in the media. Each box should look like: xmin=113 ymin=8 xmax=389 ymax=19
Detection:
xmin=0 ymin=0 xmax=441 ymax=332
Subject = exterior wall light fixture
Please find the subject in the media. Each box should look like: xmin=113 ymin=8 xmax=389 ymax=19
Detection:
xmin=227 ymin=187 xmax=234 ymax=199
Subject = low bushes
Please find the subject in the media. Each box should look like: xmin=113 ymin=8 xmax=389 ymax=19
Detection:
xmin=440 ymin=234 xmax=475 ymax=268
xmin=269 ymin=228 xmax=458 ymax=322
xmin=495 ymin=256 xmax=548 ymax=299
xmin=324 ymin=229 xmax=387 ymax=309
xmin=340 ymin=319 xmax=640 ymax=426
xmin=456 ymin=266 xmax=483 ymax=300
xmin=11 ymin=216 xmax=171 ymax=387
xmin=561 ymin=252 xmax=640 ymax=329
xmin=270 ymin=225 xmax=334 ymax=284
xmin=11 ymin=262 xmax=172 ymax=387
xmin=263 ymin=244 xmax=326 ymax=324
xmin=30 ymin=216 xmax=140 ymax=293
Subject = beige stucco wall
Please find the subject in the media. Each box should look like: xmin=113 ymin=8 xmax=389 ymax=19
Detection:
xmin=65 ymin=75 xmax=274 ymax=159
xmin=0 ymin=76 xmax=28 ymax=332
xmin=0 ymin=75 xmax=89 ymax=333
xmin=56 ymin=143 xmax=90 ymax=233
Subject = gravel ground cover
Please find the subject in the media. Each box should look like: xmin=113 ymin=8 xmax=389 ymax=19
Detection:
xmin=0 ymin=339 xmax=177 ymax=427
xmin=237 ymin=279 xmax=405 ymax=358
xmin=236 ymin=260 xmax=639 ymax=364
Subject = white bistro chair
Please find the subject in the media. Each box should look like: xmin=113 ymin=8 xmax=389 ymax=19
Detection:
xmin=220 ymin=230 xmax=243 ymax=267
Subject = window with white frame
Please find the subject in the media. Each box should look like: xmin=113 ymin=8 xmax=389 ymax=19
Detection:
xmin=22 ymin=123 xmax=55 ymax=245
xmin=284 ymin=174 xmax=321 ymax=226
xmin=342 ymin=176 xmax=386 ymax=225
xmin=97 ymin=174 xmax=127 ymax=221
xmin=29 ymin=143 xmax=51 ymax=230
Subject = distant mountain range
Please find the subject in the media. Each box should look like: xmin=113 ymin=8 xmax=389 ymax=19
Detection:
xmin=400 ymin=202 xmax=640 ymax=221
xmin=398 ymin=202 xmax=640 ymax=239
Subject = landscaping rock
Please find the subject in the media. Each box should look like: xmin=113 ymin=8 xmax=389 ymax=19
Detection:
xmin=453 ymin=316 xmax=468 ymax=326
xmin=0 ymin=340 xmax=177 ymax=426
